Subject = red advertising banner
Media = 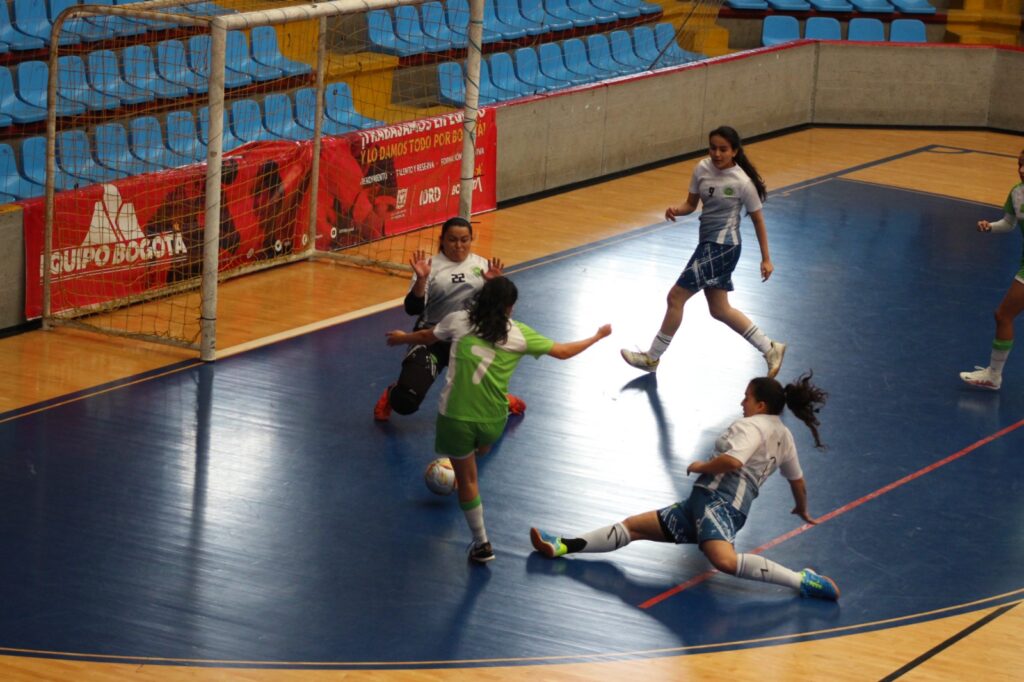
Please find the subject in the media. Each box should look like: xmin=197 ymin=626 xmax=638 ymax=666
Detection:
xmin=22 ymin=109 xmax=497 ymax=319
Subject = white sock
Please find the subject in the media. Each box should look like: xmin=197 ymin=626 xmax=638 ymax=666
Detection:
xmin=735 ymin=553 xmax=802 ymax=591
xmin=990 ymin=341 xmax=1012 ymax=375
xmin=647 ymin=333 xmax=673 ymax=360
xmin=461 ymin=497 xmax=487 ymax=545
xmin=742 ymin=324 xmax=773 ymax=355
xmin=578 ymin=522 xmax=631 ymax=553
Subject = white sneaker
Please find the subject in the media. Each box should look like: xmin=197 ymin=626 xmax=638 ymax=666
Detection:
xmin=764 ymin=341 xmax=786 ymax=379
xmin=960 ymin=366 xmax=1001 ymax=391
xmin=621 ymin=348 xmax=659 ymax=373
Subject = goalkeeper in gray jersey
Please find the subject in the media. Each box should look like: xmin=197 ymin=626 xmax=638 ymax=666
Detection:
xmin=375 ymin=217 xmax=525 ymax=420
xmin=960 ymin=148 xmax=1024 ymax=391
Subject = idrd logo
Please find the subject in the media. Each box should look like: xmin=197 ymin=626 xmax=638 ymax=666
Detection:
xmin=418 ymin=187 xmax=442 ymax=205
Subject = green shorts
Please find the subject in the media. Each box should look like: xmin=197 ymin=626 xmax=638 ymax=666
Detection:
xmin=435 ymin=413 xmax=507 ymax=459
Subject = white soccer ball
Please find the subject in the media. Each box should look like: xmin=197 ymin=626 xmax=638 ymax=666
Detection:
xmin=424 ymin=457 xmax=457 ymax=496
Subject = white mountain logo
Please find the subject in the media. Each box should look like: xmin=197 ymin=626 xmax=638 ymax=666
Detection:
xmin=41 ymin=184 xmax=187 ymax=280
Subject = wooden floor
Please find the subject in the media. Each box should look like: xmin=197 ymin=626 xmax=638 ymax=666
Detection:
xmin=2 ymin=127 xmax=1023 ymax=680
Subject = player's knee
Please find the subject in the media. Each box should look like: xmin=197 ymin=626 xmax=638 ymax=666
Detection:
xmin=388 ymin=384 xmax=423 ymax=415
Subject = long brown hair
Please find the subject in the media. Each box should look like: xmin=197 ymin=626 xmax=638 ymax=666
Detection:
xmin=748 ymin=371 xmax=828 ymax=448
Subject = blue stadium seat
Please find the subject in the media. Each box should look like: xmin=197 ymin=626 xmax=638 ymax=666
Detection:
xmin=609 ymin=30 xmax=647 ymax=72
xmin=0 ymin=67 xmax=47 ymax=123
xmin=725 ymin=0 xmax=770 ymax=8
xmin=805 ymin=17 xmax=842 ymax=40
xmin=655 ymin=23 xmax=703 ymax=63
xmin=808 ymin=0 xmax=854 ymax=10
xmin=561 ymin=38 xmax=611 ymax=82
xmin=0 ymin=0 xmax=44 ymax=50
xmin=179 ymin=1 xmax=231 ymax=17
xmin=543 ymin=0 xmax=599 ymax=28
xmin=0 ymin=143 xmax=43 ymax=199
xmin=614 ymin=0 xmax=662 ymax=15
xmin=197 ymin=107 xmax=243 ymax=151
xmin=249 ymin=27 xmax=312 ymax=77
xmin=519 ymin=0 xmax=573 ymax=32
xmin=890 ymin=0 xmax=935 ymax=13
xmin=79 ymin=0 xmax=147 ymax=38
xmin=156 ymin=40 xmax=209 ymax=93
xmin=123 ymin=45 xmax=191 ymax=100
xmin=567 ymin=0 xmax=617 ymax=24
xmin=231 ymin=99 xmax=273 ymax=144
xmin=586 ymin=34 xmax=632 ymax=76
xmin=513 ymin=47 xmax=563 ymax=92
xmin=226 ymin=31 xmax=284 ymax=82
xmin=129 ymin=116 xmax=194 ymax=169
xmin=540 ymin=40 xmax=589 ymax=84
xmin=13 ymin=0 xmax=80 ymax=46
xmin=367 ymin=10 xmax=422 ymax=57
xmin=481 ymin=0 xmax=529 ymax=40
xmin=890 ymin=18 xmax=927 ymax=41
xmin=421 ymin=2 xmax=467 ymax=49
xmin=592 ymin=0 xmax=641 ymax=20
xmin=478 ymin=59 xmax=516 ymax=102
xmin=114 ymin=0 xmax=177 ymax=31
xmin=22 ymin=136 xmax=83 ymax=189
xmin=166 ymin=111 xmax=206 ymax=162
xmin=494 ymin=0 xmax=547 ymax=36
xmin=437 ymin=61 xmax=467 ymax=106
xmin=632 ymin=25 xmax=664 ymax=67
xmin=263 ymin=93 xmax=310 ymax=140
xmin=446 ymin=0 xmax=505 ymax=42
xmin=188 ymin=35 xmax=254 ymax=89
xmin=88 ymin=50 xmax=154 ymax=106
xmin=765 ymin=0 xmax=812 ymax=9
xmin=58 ymin=129 xmax=126 ymax=183
xmin=848 ymin=17 xmax=886 ymax=41
xmin=761 ymin=15 xmax=800 ymax=47
xmin=49 ymin=0 xmax=115 ymax=42
xmin=293 ymin=89 xmax=355 ymax=136
xmin=18 ymin=61 xmax=87 ymax=117
xmin=848 ymin=0 xmax=895 ymax=12
xmin=324 ymin=82 xmax=383 ymax=130
xmin=95 ymin=123 xmax=164 ymax=176
xmin=58 ymin=55 xmax=122 ymax=111
xmin=488 ymin=52 xmax=535 ymax=98
xmin=393 ymin=6 xmax=451 ymax=53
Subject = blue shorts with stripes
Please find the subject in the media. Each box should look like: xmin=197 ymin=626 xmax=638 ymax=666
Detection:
xmin=657 ymin=487 xmax=747 ymax=545
xmin=676 ymin=242 xmax=741 ymax=292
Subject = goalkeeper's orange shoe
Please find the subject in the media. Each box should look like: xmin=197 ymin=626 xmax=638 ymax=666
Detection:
xmin=507 ymin=394 xmax=526 ymax=416
xmin=374 ymin=387 xmax=392 ymax=421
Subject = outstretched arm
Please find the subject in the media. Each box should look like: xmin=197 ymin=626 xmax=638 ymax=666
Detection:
xmin=546 ymin=324 xmax=612 ymax=360
xmin=788 ymin=478 xmax=817 ymax=524
xmin=978 ymin=214 xmax=1015 ymax=233
xmin=665 ymin=192 xmax=701 ymax=222
xmin=386 ymin=328 xmax=439 ymax=347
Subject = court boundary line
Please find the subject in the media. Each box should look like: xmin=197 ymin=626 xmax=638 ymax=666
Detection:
xmin=639 ymin=417 xmax=1024 ymax=609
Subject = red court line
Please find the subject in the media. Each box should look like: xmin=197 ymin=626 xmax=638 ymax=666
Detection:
xmin=639 ymin=417 xmax=1024 ymax=610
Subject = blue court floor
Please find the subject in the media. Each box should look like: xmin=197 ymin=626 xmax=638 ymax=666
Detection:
xmin=1 ymin=146 xmax=1022 ymax=669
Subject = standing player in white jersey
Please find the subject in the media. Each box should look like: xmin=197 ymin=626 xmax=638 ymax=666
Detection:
xmin=621 ymin=126 xmax=787 ymax=378
xmin=960 ymin=148 xmax=1024 ymax=391
xmin=386 ymin=277 xmax=612 ymax=563
xmin=374 ymin=217 xmax=526 ymax=420
xmin=530 ymin=372 xmax=840 ymax=600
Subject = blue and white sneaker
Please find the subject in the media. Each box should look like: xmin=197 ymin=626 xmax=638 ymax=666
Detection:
xmin=799 ymin=568 xmax=840 ymax=600
xmin=621 ymin=349 xmax=659 ymax=373
xmin=530 ymin=527 xmax=568 ymax=558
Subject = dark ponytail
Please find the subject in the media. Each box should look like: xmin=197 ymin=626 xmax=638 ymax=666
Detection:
xmin=468 ymin=276 xmax=518 ymax=345
xmin=749 ymin=371 xmax=828 ymax=449
xmin=709 ymin=126 xmax=767 ymax=202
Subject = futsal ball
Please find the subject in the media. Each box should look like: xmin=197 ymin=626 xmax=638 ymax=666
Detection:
xmin=424 ymin=457 xmax=457 ymax=496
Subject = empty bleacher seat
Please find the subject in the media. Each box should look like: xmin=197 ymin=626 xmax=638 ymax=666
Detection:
xmin=123 ymin=44 xmax=191 ymax=100
xmin=23 ymin=136 xmax=82 ymax=189
xmin=188 ymin=35 xmax=254 ymax=89
xmin=393 ymin=6 xmax=451 ymax=53
xmin=263 ymin=93 xmax=310 ymax=140
xmin=58 ymin=55 xmax=122 ymax=111
xmin=13 ymin=0 xmax=80 ymax=46
xmin=544 ymin=0 xmax=600 ymax=28
xmin=231 ymin=99 xmax=274 ymax=144
xmin=368 ymin=10 xmax=422 ymax=57
xmin=198 ymin=107 xmax=243 ymax=151
xmin=324 ymin=82 xmax=383 ymax=130
xmin=250 ymin=27 xmax=311 ymax=77
xmin=562 ymin=37 xmax=613 ymax=81
xmin=615 ymin=0 xmax=662 ymax=16
xmin=848 ymin=0 xmax=895 ymax=12
xmin=88 ymin=50 xmax=154 ymax=106
xmin=488 ymin=52 xmax=535 ymax=98
xmin=538 ymin=42 xmax=592 ymax=86
xmin=58 ymin=129 xmax=126 ymax=183
xmin=632 ymin=25 xmax=666 ymax=68
xmin=808 ymin=0 xmax=854 ymax=11
xmin=446 ymin=0 xmax=505 ymax=44
xmin=568 ymin=0 xmax=617 ymax=24
xmin=592 ymin=0 xmax=641 ymax=21
xmin=765 ymin=0 xmax=812 ymax=10
xmin=18 ymin=61 xmax=87 ymax=117
xmin=80 ymin=0 xmax=147 ymax=38
xmin=156 ymin=40 xmax=209 ymax=93
xmin=49 ymin=0 xmax=115 ymax=43
xmin=479 ymin=59 xmax=516 ymax=101
xmin=437 ymin=61 xmax=467 ymax=106
xmin=890 ymin=0 xmax=935 ymax=12
xmin=725 ymin=0 xmax=769 ymax=8
xmin=889 ymin=18 xmax=927 ymax=41
xmin=805 ymin=16 xmax=842 ymax=40
xmin=586 ymin=34 xmax=632 ymax=77
xmin=114 ymin=0 xmax=177 ymax=32
xmin=848 ymin=17 xmax=886 ymax=41
xmin=0 ymin=0 xmax=44 ymax=50
xmin=0 ymin=143 xmax=43 ymax=199
xmin=421 ymin=2 xmax=468 ymax=49
xmin=608 ymin=30 xmax=647 ymax=72
xmin=226 ymin=31 xmax=284 ymax=82
xmin=513 ymin=47 xmax=562 ymax=92
xmin=95 ymin=123 xmax=164 ymax=176
xmin=0 ymin=67 xmax=47 ymax=123
xmin=166 ymin=111 xmax=206 ymax=161
xmin=129 ymin=116 xmax=194 ymax=170
xmin=520 ymin=0 xmax=573 ymax=32
xmin=761 ymin=15 xmax=800 ymax=47
xmin=293 ymin=89 xmax=354 ymax=136
xmin=481 ymin=0 xmax=529 ymax=40
xmin=654 ymin=23 xmax=702 ymax=63
xmin=494 ymin=0 xmax=547 ymax=37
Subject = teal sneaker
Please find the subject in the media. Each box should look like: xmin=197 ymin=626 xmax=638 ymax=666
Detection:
xmin=530 ymin=527 xmax=568 ymax=558
xmin=799 ymin=568 xmax=840 ymax=600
